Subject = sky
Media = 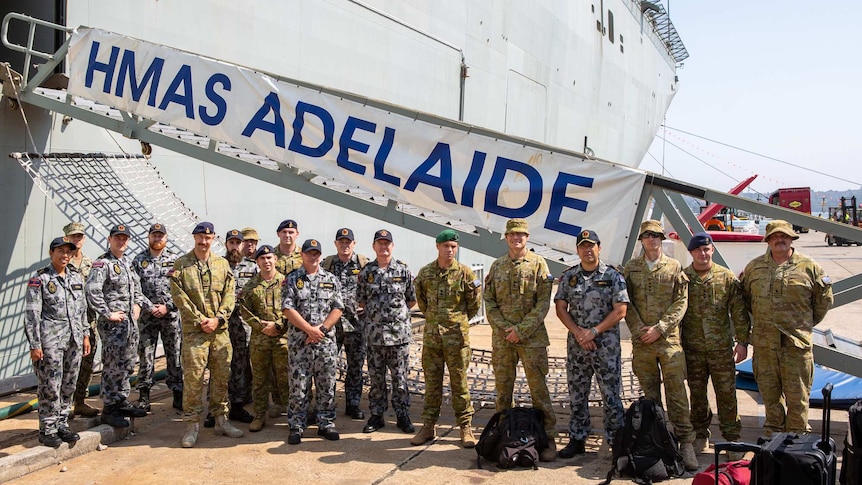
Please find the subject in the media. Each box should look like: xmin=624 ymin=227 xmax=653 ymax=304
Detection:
xmin=639 ymin=1 xmax=862 ymax=195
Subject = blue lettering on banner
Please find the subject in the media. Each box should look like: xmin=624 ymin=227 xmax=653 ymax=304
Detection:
xmin=85 ymin=41 xmax=119 ymax=93
xmin=288 ymin=101 xmax=334 ymax=158
xmin=484 ymin=157 xmax=543 ymax=218
xmin=460 ymin=151 xmax=486 ymax=208
xmin=116 ymin=49 xmax=164 ymax=106
xmin=242 ymin=92 xmax=285 ymax=148
xmin=337 ymin=116 xmax=374 ymax=175
xmin=157 ymin=64 xmax=195 ymax=119
xmin=373 ymin=127 xmax=400 ymax=186
xmin=199 ymin=73 xmax=230 ymax=126
xmin=404 ymin=143 xmax=456 ymax=203
xmin=545 ymin=172 xmax=593 ymax=236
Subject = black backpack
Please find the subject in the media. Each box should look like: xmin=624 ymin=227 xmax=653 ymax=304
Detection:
xmin=601 ymin=397 xmax=685 ymax=484
xmin=476 ymin=407 xmax=549 ymax=470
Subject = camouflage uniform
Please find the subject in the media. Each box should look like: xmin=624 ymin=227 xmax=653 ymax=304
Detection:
xmin=484 ymin=251 xmax=557 ymax=438
xmin=275 ymin=246 xmax=302 ymax=277
xmin=323 ymin=253 xmax=368 ymax=409
xmin=414 ymin=260 xmax=481 ymax=426
xmin=623 ymin=252 xmax=694 ymax=443
xmin=357 ymin=259 xmax=416 ymax=419
xmin=228 ymin=257 xmax=258 ymax=404
xmin=239 ymin=272 xmax=289 ymax=416
xmin=25 ymin=266 xmax=87 ymax=434
xmin=555 ymin=262 xmax=629 ymax=442
xmin=682 ymin=262 xmax=750 ymax=441
xmin=741 ymin=249 xmax=833 ymax=434
xmin=85 ymin=252 xmax=144 ymax=406
xmin=170 ymin=252 xmax=236 ymax=422
xmin=282 ymin=267 xmax=344 ymax=432
xmin=69 ymin=255 xmax=97 ymax=403
xmin=132 ymin=249 xmax=183 ymax=393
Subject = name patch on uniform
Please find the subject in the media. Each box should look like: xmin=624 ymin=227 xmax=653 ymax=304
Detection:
xmin=162 ymin=261 xmax=173 ymax=267
xmin=28 ymin=277 xmax=42 ymax=287
xmin=392 ymin=277 xmax=404 ymax=283
xmin=239 ymin=272 xmax=255 ymax=278
xmin=47 ymin=281 xmax=57 ymax=294
xmin=113 ymin=263 xmax=122 ymax=275
xmin=320 ymin=282 xmax=335 ymax=289
xmin=596 ymin=280 xmax=611 ymax=287
xmin=71 ymin=283 xmax=83 ymax=291
xmin=92 ymin=261 xmax=105 ymax=268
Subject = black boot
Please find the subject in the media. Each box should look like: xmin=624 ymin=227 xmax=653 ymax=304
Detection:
xmin=396 ymin=415 xmax=415 ymax=433
xmin=137 ymin=387 xmax=151 ymax=412
xmin=39 ymin=432 xmax=63 ymax=448
xmin=346 ymin=405 xmax=365 ymax=420
xmin=100 ymin=404 xmax=130 ymax=428
xmin=118 ymin=400 xmax=148 ymax=418
xmin=172 ymin=390 xmax=183 ymax=411
xmin=204 ymin=413 xmax=215 ymax=428
xmin=57 ymin=426 xmax=81 ymax=443
xmin=229 ymin=402 xmax=254 ymax=423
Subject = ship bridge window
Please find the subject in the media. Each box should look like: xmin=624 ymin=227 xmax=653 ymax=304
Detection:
xmin=608 ymin=10 xmax=615 ymax=43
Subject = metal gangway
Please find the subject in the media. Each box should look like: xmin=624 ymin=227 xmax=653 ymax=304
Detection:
xmin=3 ymin=12 xmax=862 ymax=378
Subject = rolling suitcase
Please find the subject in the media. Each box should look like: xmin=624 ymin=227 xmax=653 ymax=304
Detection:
xmin=840 ymin=399 xmax=862 ymax=485
xmin=752 ymin=383 xmax=837 ymax=485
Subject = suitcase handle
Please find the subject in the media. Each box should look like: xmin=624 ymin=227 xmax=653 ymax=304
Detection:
xmin=821 ymin=383 xmax=833 ymax=453
xmin=714 ymin=441 xmax=761 ymax=454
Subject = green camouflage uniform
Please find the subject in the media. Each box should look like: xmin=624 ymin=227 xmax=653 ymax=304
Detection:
xmin=170 ymin=252 xmax=236 ymax=422
xmin=682 ymin=262 xmax=750 ymax=441
xmin=69 ymin=255 xmax=97 ymax=403
xmin=741 ymin=249 xmax=833 ymax=434
xmin=484 ymin=251 xmax=557 ymax=437
xmin=414 ymin=260 xmax=482 ymax=426
xmin=239 ymin=272 xmax=289 ymax=416
xmin=275 ymin=246 xmax=302 ymax=277
xmin=624 ymin=252 xmax=694 ymax=443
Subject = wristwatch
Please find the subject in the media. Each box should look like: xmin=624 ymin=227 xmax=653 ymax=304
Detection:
xmin=217 ymin=316 xmax=226 ymax=326
xmin=590 ymin=327 xmax=599 ymax=336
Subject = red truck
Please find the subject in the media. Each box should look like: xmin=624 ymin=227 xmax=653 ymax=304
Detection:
xmin=768 ymin=187 xmax=811 ymax=233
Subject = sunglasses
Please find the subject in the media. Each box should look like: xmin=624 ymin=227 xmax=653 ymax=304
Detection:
xmin=641 ymin=231 xmax=664 ymax=239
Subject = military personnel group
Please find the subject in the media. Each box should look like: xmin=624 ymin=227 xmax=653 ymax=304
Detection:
xmin=25 ymin=215 xmax=831 ymax=470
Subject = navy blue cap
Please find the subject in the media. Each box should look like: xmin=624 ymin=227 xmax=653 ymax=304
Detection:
xmin=687 ymin=232 xmax=714 ymax=251
xmin=373 ymin=229 xmax=393 ymax=242
xmin=277 ymin=219 xmax=298 ymax=232
xmin=301 ymin=239 xmax=322 ymax=253
xmin=49 ymin=236 xmax=76 ymax=251
xmin=109 ymin=224 xmax=131 ymax=237
xmin=577 ymin=229 xmax=600 ymax=246
xmin=253 ymin=244 xmax=274 ymax=259
xmin=335 ymin=227 xmax=354 ymax=241
xmin=225 ymin=229 xmax=243 ymax=241
xmin=148 ymin=223 xmax=167 ymax=234
xmin=192 ymin=222 xmax=215 ymax=235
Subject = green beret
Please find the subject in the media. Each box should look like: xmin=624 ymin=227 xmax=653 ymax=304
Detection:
xmin=436 ymin=229 xmax=459 ymax=243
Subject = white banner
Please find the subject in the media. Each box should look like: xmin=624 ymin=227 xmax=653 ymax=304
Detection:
xmin=67 ymin=27 xmax=647 ymax=263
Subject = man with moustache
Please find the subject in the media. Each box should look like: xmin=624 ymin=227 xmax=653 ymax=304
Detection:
xmin=170 ymin=222 xmax=242 ymax=448
xmin=322 ymin=227 xmax=369 ymax=420
xmin=132 ymin=223 xmax=183 ymax=412
xmin=282 ymin=239 xmax=344 ymax=444
xmin=741 ymin=220 xmax=832 ymax=436
xmin=555 ymin=229 xmax=628 ymax=459
xmin=623 ymin=220 xmax=697 ymax=471
xmin=358 ymin=230 xmax=417 ymax=434
xmin=85 ymin=224 xmax=147 ymax=428
xmin=224 ymin=229 xmax=256 ymax=424
xmin=681 ymin=233 xmax=750 ymax=460
xmin=63 ymin=222 xmax=100 ymax=418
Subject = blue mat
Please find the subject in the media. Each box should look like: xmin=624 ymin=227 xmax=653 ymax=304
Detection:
xmin=735 ymin=359 xmax=862 ymax=409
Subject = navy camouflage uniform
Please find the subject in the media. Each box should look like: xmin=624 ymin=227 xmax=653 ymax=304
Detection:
xmin=555 ymin=262 xmax=629 ymax=443
xmin=357 ymin=259 xmax=416 ymax=419
xmin=132 ymin=248 xmax=183 ymax=393
xmin=69 ymin=254 xmax=98 ymax=405
xmin=282 ymin=267 xmax=344 ymax=432
xmin=85 ymin=252 xmax=145 ymax=407
xmin=229 ymin=257 xmax=258 ymax=405
xmin=323 ymin=253 xmax=368 ymax=410
xmin=25 ymin=265 xmax=87 ymax=435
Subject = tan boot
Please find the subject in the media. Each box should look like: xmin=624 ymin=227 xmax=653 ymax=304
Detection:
xmin=694 ymin=436 xmax=709 ymax=454
xmin=726 ymin=450 xmax=746 ymax=461
xmin=680 ymin=442 xmax=699 ymax=471
xmin=249 ymin=413 xmax=266 ymax=432
xmin=460 ymin=425 xmax=477 ymax=448
xmin=540 ymin=439 xmax=557 ymax=462
xmin=214 ymin=415 xmax=244 ymax=438
xmin=410 ymin=421 xmax=436 ymax=446
xmin=74 ymin=399 xmax=100 ymax=418
xmin=181 ymin=423 xmax=199 ymax=448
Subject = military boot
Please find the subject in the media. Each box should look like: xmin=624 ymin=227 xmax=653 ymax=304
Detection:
xmin=181 ymin=422 xmax=199 ymax=448
xmin=118 ymin=400 xmax=148 ymax=418
xmin=229 ymin=402 xmax=254 ymax=423
xmin=136 ymin=387 xmax=151 ymax=412
xmin=73 ymin=398 xmax=100 ymax=418
xmin=460 ymin=425 xmax=477 ymax=448
xmin=249 ymin=413 xmax=266 ymax=432
xmin=172 ymin=390 xmax=183 ymax=411
xmin=539 ymin=440 xmax=557 ymax=462
xmin=680 ymin=442 xmax=699 ymax=471
xmin=214 ymin=415 xmax=244 ymax=438
xmin=410 ymin=421 xmax=436 ymax=446
xmin=100 ymin=404 xmax=130 ymax=428
xmin=268 ymin=404 xmax=285 ymax=419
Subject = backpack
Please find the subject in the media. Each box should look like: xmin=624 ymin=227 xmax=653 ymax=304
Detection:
xmin=476 ymin=407 xmax=549 ymax=470
xmin=601 ymin=397 xmax=685 ymax=484
xmin=692 ymin=460 xmax=751 ymax=485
